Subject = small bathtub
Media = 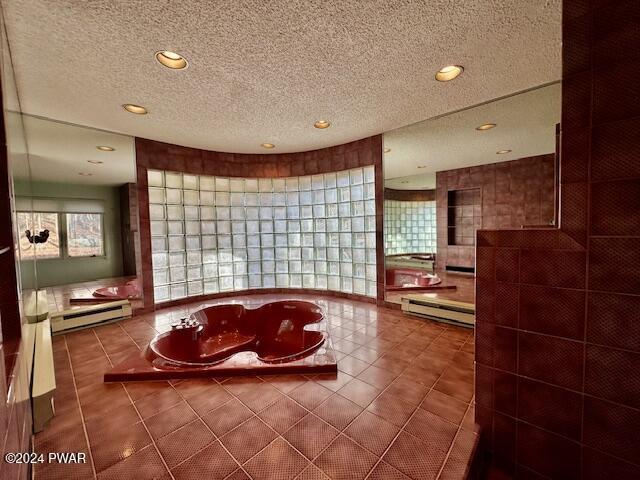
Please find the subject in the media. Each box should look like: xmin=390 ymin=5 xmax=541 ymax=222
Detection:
xmin=385 ymin=268 xmax=442 ymax=291
xmin=93 ymin=279 xmax=141 ymax=300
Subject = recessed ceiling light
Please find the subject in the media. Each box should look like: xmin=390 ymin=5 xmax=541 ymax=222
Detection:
xmin=417 ymin=165 xmax=427 ymax=169
xmin=123 ymin=104 xmax=148 ymax=115
xmin=435 ymin=65 xmax=464 ymax=82
xmin=87 ymin=160 xmax=103 ymax=164
xmin=497 ymin=149 xmax=512 ymax=154
xmin=78 ymin=172 xmax=93 ymax=176
xmin=96 ymin=145 xmax=115 ymax=151
xmin=155 ymin=50 xmax=188 ymax=70
xmin=384 ymin=148 xmax=391 ymax=153
xmin=261 ymin=143 xmax=275 ymax=149
xmin=476 ymin=123 xmax=497 ymax=131
xmin=314 ymin=120 xmax=331 ymax=129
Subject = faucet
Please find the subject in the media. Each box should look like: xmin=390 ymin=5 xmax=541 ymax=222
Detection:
xmin=171 ymin=317 xmax=203 ymax=340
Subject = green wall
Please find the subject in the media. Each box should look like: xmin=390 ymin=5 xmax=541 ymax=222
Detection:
xmin=15 ymin=180 xmax=124 ymax=288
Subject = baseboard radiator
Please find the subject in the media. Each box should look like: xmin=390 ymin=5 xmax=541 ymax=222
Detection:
xmin=51 ymin=300 xmax=132 ymax=333
xmin=401 ymin=295 xmax=475 ymax=327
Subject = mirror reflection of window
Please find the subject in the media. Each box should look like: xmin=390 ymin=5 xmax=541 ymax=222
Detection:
xmin=17 ymin=211 xmax=61 ymax=259
xmin=66 ymin=213 xmax=104 ymax=257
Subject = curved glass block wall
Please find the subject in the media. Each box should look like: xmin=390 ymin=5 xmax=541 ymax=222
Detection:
xmin=148 ymin=167 xmax=377 ymax=303
xmin=384 ymin=199 xmax=436 ymax=255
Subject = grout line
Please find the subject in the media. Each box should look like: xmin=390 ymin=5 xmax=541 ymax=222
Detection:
xmin=91 ymin=326 xmax=176 ymax=480
xmin=435 ymin=400 xmax=476 ymax=479
xmin=61 ymin=335 xmax=98 ymax=479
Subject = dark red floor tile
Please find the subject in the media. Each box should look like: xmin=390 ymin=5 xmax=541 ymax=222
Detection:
xmin=283 ymin=413 xmax=340 ymax=460
xmin=314 ymin=434 xmax=378 ymax=480
xmin=344 ymin=410 xmax=400 ymax=456
xmin=243 ymin=437 xmax=309 ymax=480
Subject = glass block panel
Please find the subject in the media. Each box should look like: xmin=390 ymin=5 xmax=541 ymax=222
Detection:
xmin=165 ymin=205 xmax=181 ymax=220
xmin=216 ymin=177 xmax=229 ymax=191
xmin=256 ymin=178 xmax=270 ymax=192
xmin=187 ymin=251 xmax=202 ymax=265
xmin=149 ymin=204 xmax=165 ymax=220
xmin=200 ymin=176 xmax=215 ymax=191
xmin=204 ymin=280 xmax=219 ymax=294
xmin=200 ymin=206 xmax=215 ymax=220
xmin=215 ymin=192 xmax=230 ymax=206
xmin=200 ymin=190 xmax=214 ymax=205
xmin=185 ymin=221 xmax=200 ymax=235
xmin=152 ymin=252 xmax=169 ymax=269
xmin=148 ymin=170 xmax=164 ymax=187
xmin=166 ymin=172 xmax=182 ymax=189
xmin=246 ymin=193 xmax=259 ymax=207
xmin=229 ymin=178 xmax=244 ymax=192
xmin=149 ymin=187 xmax=165 ymax=204
xmin=169 ymin=252 xmax=185 ymax=267
xmin=152 ymin=237 xmax=167 ymax=252
xmin=170 ymin=283 xmax=187 ymax=299
xmin=299 ymin=176 xmax=311 ymax=191
xmin=154 ymin=285 xmax=169 ymax=302
xmin=151 ymin=221 xmax=167 ymax=236
xmin=183 ymin=174 xmax=198 ymax=190
xmin=246 ymin=178 xmax=259 ymax=192
xmin=149 ymin=168 xmax=377 ymax=302
xmin=184 ymin=190 xmax=199 ymax=205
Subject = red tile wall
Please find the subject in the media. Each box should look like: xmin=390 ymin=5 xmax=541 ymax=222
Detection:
xmin=384 ymin=188 xmax=435 ymax=202
xmin=134 ymin=135 xmax=384 ymax=311
xmin=475 ymin=1 xmax=640 ymax=477
xmin=436 ymin=154 xmax=556 ymax=269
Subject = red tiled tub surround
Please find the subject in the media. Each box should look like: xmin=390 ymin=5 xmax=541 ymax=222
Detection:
xmin=93 ymin=278 xmax=141 ymax=300
xmin=385 ymin=268 xmax=448 ymax=292
xmin=105 ymin=300 xmax=337 ymax=381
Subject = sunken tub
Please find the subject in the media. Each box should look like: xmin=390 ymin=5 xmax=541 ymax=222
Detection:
xmin=104 ymin=300 xmax=337 ymax=382
xmin=385 ymin=267 xmax=444 ymax=291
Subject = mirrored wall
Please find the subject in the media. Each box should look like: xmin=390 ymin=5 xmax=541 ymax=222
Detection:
xmin=383 ymin=83 xmax=561 ymax=304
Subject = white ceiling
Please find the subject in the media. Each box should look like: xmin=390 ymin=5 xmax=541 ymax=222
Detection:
xmin=3 ymin=0 xmax=561 ymax=155
xmin=384 ymin=83 xmax=561 ymax=189
xmin=19 ymin=115 xmax=136 ymax=185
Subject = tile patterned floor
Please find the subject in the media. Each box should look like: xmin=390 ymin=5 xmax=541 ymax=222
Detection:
xmin=35 ymin=294 xmax=478 ymax=480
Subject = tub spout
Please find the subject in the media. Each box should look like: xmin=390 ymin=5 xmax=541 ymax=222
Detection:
xmin=171 ymin=317 xmax=203 ymax=340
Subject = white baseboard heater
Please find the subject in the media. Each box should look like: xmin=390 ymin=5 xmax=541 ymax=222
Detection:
xmin=50 ymin=300 xmax=132 ymax=333
xmin=401 ymin=294 xmax=475 ymax=327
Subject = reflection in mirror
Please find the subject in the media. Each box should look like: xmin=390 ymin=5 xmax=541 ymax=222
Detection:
xmin=11 ymin=117 xmax=140 ymax=318
xmin=383 ymin=83 xmax=560 ymax=309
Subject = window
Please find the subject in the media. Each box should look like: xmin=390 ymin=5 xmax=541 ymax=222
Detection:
xmin=16 ymin=211 xmax=104 ymax=259
xmin=66 ymin=213 xmax=104 ymax=257
xmin=16 ymin=211 xmax=61 ymax=259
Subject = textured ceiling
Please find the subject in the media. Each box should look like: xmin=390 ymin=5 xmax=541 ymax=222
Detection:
xmin=18 ymin=116 xmax=135 ymax=185
xmin=4 ymin=0 xmax=561 ymax=154
xmin=384 ymin=83 xmax=561 ymax=189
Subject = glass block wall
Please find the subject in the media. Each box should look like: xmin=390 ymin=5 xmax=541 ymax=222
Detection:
xmin=147 ymin=167 xmax=377 ymax=303
xmin=384 ymin=200 xmax=436 ymax=255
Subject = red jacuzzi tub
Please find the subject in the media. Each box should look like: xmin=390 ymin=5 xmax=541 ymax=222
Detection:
xmin=385 ymin=268 xmax=443 ymax=291
xmin=93 ymin=279 xmax=141 ymax=300
xmin=104 ymin=300 xmax=337 ymax=381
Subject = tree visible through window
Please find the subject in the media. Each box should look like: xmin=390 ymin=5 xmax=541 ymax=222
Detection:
xmin=16 ymin=212 xmax=61 ymax=259
xmin=66 ymin=213 xmax=104 ymax=257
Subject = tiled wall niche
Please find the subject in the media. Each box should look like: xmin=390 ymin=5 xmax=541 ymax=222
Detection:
xmin=148 ymin=167 xmax=377 ymax=303
xmin=384 ymin=200 xmax=436 ymax=255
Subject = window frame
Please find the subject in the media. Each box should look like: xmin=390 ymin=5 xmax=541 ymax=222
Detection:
xmin=16 ymin=210 xmax=107 ymax=261
xmin=16 ymin=210 xmax=63 ymax=260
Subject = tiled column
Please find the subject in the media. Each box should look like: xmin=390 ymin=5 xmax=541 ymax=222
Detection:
xmin=474 ymin=0 xmax=640 ymax=477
